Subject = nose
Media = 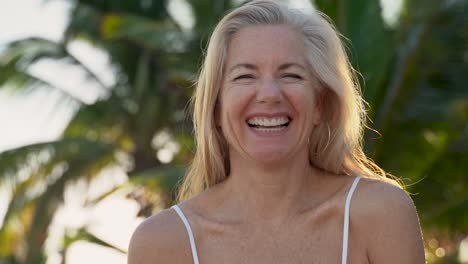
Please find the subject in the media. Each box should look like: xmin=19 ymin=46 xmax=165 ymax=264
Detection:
xmin=256 ymin=78 xmax=282 ymax=104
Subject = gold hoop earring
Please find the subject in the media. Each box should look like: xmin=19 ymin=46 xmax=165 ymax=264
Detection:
xmin=323 ymin=124 xmax=331 ymax=151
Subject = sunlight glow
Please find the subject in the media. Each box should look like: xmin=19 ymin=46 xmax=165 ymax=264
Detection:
xmin=45 ymin=168 xmax=142 ymax=264
xmin=152 ymin=130 xmax=181 ymax=163
xmin=0 ymin=0 xmax=71 ymax=44
xmin=66 ymin=242 xmax=127 ymax=264
xmin=28 ymin=59 xmax=103 ymax=104
xmin=67 ymin=40 xmax=117 ymax=89
xmin=0 ymin=89 xmax=77 ymax=151
xmin=168 ymin=0 xmax=195 ymax=30
xmin=379 ymin=0 xmax=404 ymax=27
xmin=459 ymin=236 xmax=468 ymax=263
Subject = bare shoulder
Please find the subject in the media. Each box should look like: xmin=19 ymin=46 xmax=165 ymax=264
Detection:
xmin=353 ymin=177 xmax=416 ymax=216
xmin=127 ymin=207 xmax=192 ymax=264
xmin=351 ymin=177 xmax=425 ymax=263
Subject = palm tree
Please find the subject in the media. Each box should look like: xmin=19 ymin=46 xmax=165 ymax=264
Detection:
xmin=0 ymin=0 xmax=221 ymax=262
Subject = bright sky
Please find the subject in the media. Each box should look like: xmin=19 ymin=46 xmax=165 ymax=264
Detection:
xmin=0 ymin=0 xmax=408 ymax=263
xmin=0 ymin=0 xmax=73 ymax=151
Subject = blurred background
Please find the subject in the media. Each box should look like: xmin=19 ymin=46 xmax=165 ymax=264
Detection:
xmin=0 ymin=0 xmax=466 ymax=263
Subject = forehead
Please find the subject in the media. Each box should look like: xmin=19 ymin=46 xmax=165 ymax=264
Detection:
xmin=225 ymin=25 xmax=308 ymax=68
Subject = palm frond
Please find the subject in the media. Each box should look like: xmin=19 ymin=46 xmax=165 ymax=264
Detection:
xmin=63 ymin=227 xmax=126 ymax=254
xmin=0 ymin=58 xmax=85 ymax=104
xmin=0 ymin=139 xmax=116 ymax=241
xmin=21 ymin=139 xmax=116 ymax=263
xmin=63 ymin=96 xmax=129 ymax=142
xmin=100 ymin=13 xmax=189 ymax=52
xmin=0 ymin=37 xmax=110 ymax=93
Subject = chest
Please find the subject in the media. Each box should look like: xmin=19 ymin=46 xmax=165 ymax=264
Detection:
xmin=192 ymin=212 xmax=366 ymax=264
xmin=200 ymin=230 xmax=340 ymax=263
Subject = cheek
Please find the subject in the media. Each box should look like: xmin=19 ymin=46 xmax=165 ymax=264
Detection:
xmin=286 ymin=86 xmax=318 ymax=123
xmin=220 ymin=85 xmax=254 ymax=123
xmin=287 ymin=85 xmax=315 ymax=107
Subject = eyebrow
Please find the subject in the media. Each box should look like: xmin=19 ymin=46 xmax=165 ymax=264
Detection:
xmin=278 ymin=63 xmax=306 ymax=71
xmin=228 ymin=62 xmax=307 ymax=73
xmin=228 ymin=63 xmax=257 ymax=73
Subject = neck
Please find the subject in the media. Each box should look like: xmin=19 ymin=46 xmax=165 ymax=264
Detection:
xmin=219 ymin=149 xmax=321 ymax=226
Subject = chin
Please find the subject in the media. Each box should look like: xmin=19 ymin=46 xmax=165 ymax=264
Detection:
xmin=247 ymin=148 xmax=292 ymax=165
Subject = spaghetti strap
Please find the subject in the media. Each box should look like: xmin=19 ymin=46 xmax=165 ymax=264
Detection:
xmin=172 ymin=205 xmax=200 ymax=264
xmin=172 ymin=176 xmax=361 ymax=264
xmin=341 ymin=176 xmax=361 ymax=264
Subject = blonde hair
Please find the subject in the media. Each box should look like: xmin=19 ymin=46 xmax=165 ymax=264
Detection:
xmin=177 ymin=0 xmax=399 ymax=202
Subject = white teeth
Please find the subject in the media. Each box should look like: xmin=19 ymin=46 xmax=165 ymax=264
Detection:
xmin=247 ymin=116 xmax=289 ymax=127
xmin=253 ymin=126 xmax=287 ymax=133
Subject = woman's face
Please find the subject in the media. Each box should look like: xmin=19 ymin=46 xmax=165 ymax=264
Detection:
xmin=218 ymin=25 xmax=321 ymax=166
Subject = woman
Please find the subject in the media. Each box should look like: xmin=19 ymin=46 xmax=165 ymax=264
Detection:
xmin=128 ymin=1 xmax=425 ymax=263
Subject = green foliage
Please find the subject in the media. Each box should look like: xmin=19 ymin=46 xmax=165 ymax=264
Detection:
xmin=316 ymin=0 xmax=395 ymax=110
xmin=372 ymin=0 xmax=467 ymax=231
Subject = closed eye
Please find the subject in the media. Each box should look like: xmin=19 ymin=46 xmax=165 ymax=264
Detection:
xmin=233 ymin=74 xmax=255 ymax=81
xmin=282 ymin=73 xmax=303 ymax=80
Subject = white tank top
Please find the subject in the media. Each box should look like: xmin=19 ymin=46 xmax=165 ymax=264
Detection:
xmin=172 ymin=176 xmax=362 ymax=264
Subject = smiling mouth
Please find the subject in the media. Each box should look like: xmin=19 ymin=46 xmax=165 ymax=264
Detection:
xmin=246 ymin=116 xmax=291 ymax=132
